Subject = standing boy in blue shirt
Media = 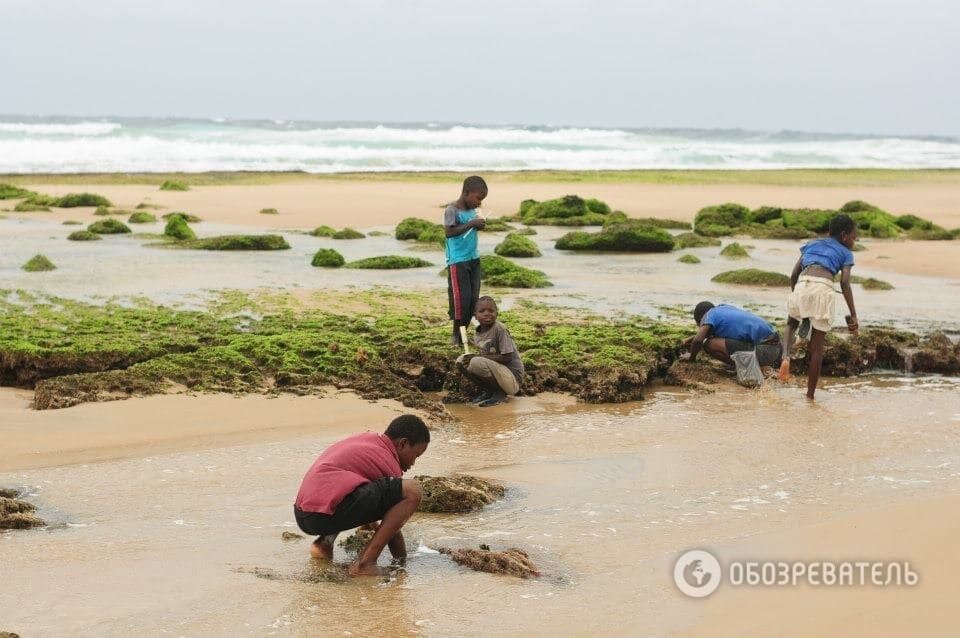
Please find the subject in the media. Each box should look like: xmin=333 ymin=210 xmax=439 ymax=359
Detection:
xmin=778 ymin=213 xmax=860 ymax=399
xmin=444 ymin=176 xmax=488 ymax=346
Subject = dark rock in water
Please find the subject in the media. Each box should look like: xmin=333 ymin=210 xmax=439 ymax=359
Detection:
xmin=339 ymin=528 xmax=375 ymax=554
xmin=911 ymin=332 xmax=960 ymax=374
xmin=664 ymin=360 xmax=729 ymax=389
xmin=0 ymin=488 xmax=19 ymax=499
xmin=281 ymin=531 xmax=304 ymax=541
xmin=437 ymin=546 xmax=540 ymax=578
xmin=0 ymin=495 xmax=45 ymax=530
xmin=1 ymin=631 xmax=22 ymax=638
xmin=415 ymin=475 xmax=505 ymax=513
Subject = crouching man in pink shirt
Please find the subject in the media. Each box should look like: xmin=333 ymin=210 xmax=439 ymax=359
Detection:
xmin=294 ymin=414 xmax=429 ymax=576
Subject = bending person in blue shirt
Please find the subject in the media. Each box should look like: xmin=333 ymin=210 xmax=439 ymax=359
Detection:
xmin=682 ymin=302 xmax=783 ymax=368
xmin=779 ymin=213 xmax=859 ymax=400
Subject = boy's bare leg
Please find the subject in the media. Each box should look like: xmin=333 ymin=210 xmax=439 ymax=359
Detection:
xmin=349 ymin=479 xmax=421 ymax=576
xmin=779 ymin=317 xmax=800 ymax=381
xmin=362 ymin=522 xmax=406 ymax=560
xmin=702 ymin=338 xmax=734 ymax=367
xmin=806 ymin=328 xmax=826 ymax=400
xmin=310 ymin=534 xmax=337 ymax=560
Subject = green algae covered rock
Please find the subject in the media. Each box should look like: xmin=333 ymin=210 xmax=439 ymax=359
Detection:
xmin=0 ymin=183 xmax=31 ymax=199
xmin=673 ymin=232 xmax=721 ymax=249
xmin=619 ymin=216 xmax=691 ymax=230
xmin=188 ymin=235 xmax=291 ymax=251
xmin=311 ymin=225 xmax=336 ymax=237
xmin=415 ymin=475 xmax=505 ymax=513
xmin=68 ymin=230 xmax=102 ymax=241
xmin=55 ymin=193 xmax=112 ymax=208
xmin=395 ymin=217 xmax=439 ymax=240
xmin=22 ymin=254 xmax=56 ymax=272
xmin=694 ymin=203 xmax=750 ymax=236
xmin=478 ymin=254 xmax=552 ymax=288
xmin=494 ymin=233 xmax=541 ymax=258
xmin=128 ymin=212 xmax=157 ymax=224
xmin=719 ymin=242 xmax=750 ymax=259
xmin=347 ymin=255 xmax=432 ymax=269
xmin=332 ymin=227 xmax=365 ymax=240
xmin=414 ymin=224 xmax=446 ymax=245
xmin=159 ymin=180 xmax=189 ymax=191
xmin=88 ymin=219 xmax=131 ymax=234
xmin=163 ymin=215 xmax=196 ymax=241
xmin=437 ymin=546 xmax=540 ymax=579
xmin=555 ymin=221 xmax=675 ymax=252
xmin=518 ymin=195 xmax=613 ymax=226
xmin=851 ymin=275 xmax=894 ymax=290
xmin=712 ymin=268 xmax=790 ymax=287
xmin=259 ymin=207 xmax=279 ymax=215
xmin=515 ymin=227 xmax=537 ymax=236
xmin=480 ymin=216 xmax=515 ymax=232
xmin=13 ymin=200 xmax=50 ymax=212
xmin=311 ymin=248 xmax=345 ymax=268
xmin=62 ymin=220 xmax=83 ymax=226
xmin=677 ymin=254 xmax=700 ymax=264
xmin=162 ymin=211 xmax=202 ymax=223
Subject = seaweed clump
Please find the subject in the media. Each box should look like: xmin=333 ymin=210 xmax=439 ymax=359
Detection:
xmin=259 ymin=207 xmax=278 ymax=215
xmin=477 ymin=255 xmax=552 ymax=288
xmin=311 ymin=248 xmax=345 ymax=268
xmin=673 ymin=232 xmax=721 ymax=249
xmin=395 ymin=217 xmax=440 ymax=240
xmin=711 ymin=269 xmax=790 ymax=287
xmin=67 ymin=230 xmax=102 ymax=241
xmin=128 ymin=212 xmax=157 ymax=224
xmin=88 ymin=219 xmax=132 ymax=234
xmin=163 ymin=214 xmax=196 ymax=241
xmin=22 ymin=255 xmax=56 ymax=272
xmin=332 ymin=228 xmax=365 ymax=240
xmin=186 ymin=235 xmax=291 ymax=251
xmin=339 ymin=528 xmax=375 ymax=554
xmin=677 ymin=254 xmax=700 ymax=264
xmin=415 ymin=475 xmax=505 ymax=513
xmin=159 ymin=180 xmax=190 ymax=191
xmin=347 ymin=255 xmax=433 ymax=269
xmin=479 ymin=216 xmax=515 ymax=232
xmin=0 ymin=489 xmax=46 ymax=530
xmin=719 ymin=242 xmax=750 ymax=259
xmin=54 ymin=193 xmax=112 ymax=208
xmin=693 ymin=203 xmax=750 ymax=236
xmin=517 ymin=195 xmax=615 ymax=226
xmin=0 ymin=183 xmax=31 ymax=199
xmin=494 ymin=232 xmax=541 ymax=258
xmin=851 ymin=275 xmax=894 ymax=290
xmin=311 ymin=225 xmax=336 ymax=237
xmin=555 ymin=221 xmax=675 ymax=252
xmin=13 ymin=200 xmax=50 ymax=212
xmin=162 ymin=211 xmax=201 ymax=223
xmin=437 ymin=546 xmax=540 ymax=578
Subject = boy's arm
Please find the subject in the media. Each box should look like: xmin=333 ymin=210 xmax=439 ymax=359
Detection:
xmin=686 ymin=324 xmax=713 ymax=362
xmin=838 ymin=265 xmax=858 ymax=331
xmin=445 ymin=218 xmax=485 ymax=238
xmin=789 ymin=257 xmax=803 ymax=290
xmin=477 ymin=353 xmax=512 ymax=364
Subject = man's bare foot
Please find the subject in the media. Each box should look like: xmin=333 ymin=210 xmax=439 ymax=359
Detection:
xmin=778 ymin=360 xmax=792 ymax=382
xmin=310 ymin=536 xmax=335 ymax=561
xmin=348 ymin=560 xmax=380 ymax=577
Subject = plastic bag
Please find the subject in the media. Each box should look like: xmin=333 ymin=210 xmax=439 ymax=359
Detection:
xmin=731 ymin=350 xmax=764 ymax=388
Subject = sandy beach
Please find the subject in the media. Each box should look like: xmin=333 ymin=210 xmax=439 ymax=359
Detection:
xmin=2 ymin=170 xmax=960 ymax=636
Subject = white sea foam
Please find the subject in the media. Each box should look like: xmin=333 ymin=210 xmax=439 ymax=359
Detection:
xmin=0 ymin=117 xmax=957 ymax=173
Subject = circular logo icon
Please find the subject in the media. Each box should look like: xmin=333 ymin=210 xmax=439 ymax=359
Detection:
xmin=673 ymin=549 xmax=722 ymax=598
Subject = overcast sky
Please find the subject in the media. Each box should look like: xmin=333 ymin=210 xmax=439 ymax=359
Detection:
xmin=2 ymin=0 xmax=958 ymax=135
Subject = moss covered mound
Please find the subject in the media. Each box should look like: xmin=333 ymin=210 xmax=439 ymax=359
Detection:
xmin=851 ymin=275 xmax=894 ymax=290
xmin=0 ymin=183 xmax=32 ymax=199
xmin=311 ymin=225 xmax=336 ymax=237
xmin=477 ymin=254 xmax=552 ymax=288
xmin=515 ymin=227 xmax=537 ymax=236
xmin=555 ymin=221 xmax=675 ymax=252
xmin=518 ymin=195 xmax=614 ymax=226
xmin=128 ymin=212 xmax=157 ymax=224
xmin=395 ymin=217 xmax=439 ymax=240
xmin=21 ymin=255 xmax=56 ymax=272
xmin=94 ymin=205 xmax=115 ymax=216
xmin=159 ymin=180 xmax=189 ymax=191
xmin=480 ymin=216 xmax=515 ymax=232
xmin=414 ymin=224 xmax=446 ymax=245
xmin=693 ymin=203 xmax=750 ymax=236
xmin=720 ymin=242 xmax=750 ymax=259
xmin=136 ymin=202 xmax=162 ymax=210
xmin=494 ymin=233 xmax=541 ymax=258
xmin=677 ymin=254 xmax=700 ymax=264
xmin=416 ymin=475 xmax=505 ymax=513
xmin=62 ymin=220 xmax=83 ymax=226
xmin=88 ymin=219 xmax=132 ymax=234
xmin=347 ymin=255 xmax=432 ymax=269
xmin=67 ymin=230 xmax=102 ymax=241
xmin=163 ymin=215 xmax=196 ymax=241
xmin=332 ymin=227 xmax=365 ymax=239
xmin=311 ymin=248 xmax=345 ymax=268
xmin=673 ymin=232 xmax=721 ymax=249
xmin=55 ymin=193 xmax=112 ymax=208
xmin=437 ymin=546 xmax=540 ymax=578
xmin=14 ymin=200 xmax=51 ymax=212
xmin=621 ymin=217 xmax=691 ymax=230
xmin=259 ymin=207 xmax=279 ymax=215
xmin=162 ymin=211 xmax=202 ymax=223
xmin=712 ymin=269 xmax=790 ymax=287
xmin=0 ymin=494 xmax=45 ymax=530
xmin=186 ymin=235 xmax=291 ymax=251
xmin=339 ymin=529 xmax=374 ymax=554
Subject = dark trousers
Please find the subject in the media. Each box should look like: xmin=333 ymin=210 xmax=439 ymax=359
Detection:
xmin=447 ymin=258 xmax=481 ymax=343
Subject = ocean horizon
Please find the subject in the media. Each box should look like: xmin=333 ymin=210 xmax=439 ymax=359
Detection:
xmin=2 ymin=115 xmax=959 ymax=174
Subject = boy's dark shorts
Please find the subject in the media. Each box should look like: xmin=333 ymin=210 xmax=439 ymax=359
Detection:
xmin=294 ymin=477 xmax=404 ymax=537
xmin=721 ymin=337 xmax=783 ymax=367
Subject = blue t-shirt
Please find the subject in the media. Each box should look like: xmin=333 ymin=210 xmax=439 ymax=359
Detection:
xmin=800 ymin=238 xmax=854 ymax=275
xmin=702 ymin=304 xmax=776 ymax=344
xmin=443 ymin=205 xmax=479 ymax=266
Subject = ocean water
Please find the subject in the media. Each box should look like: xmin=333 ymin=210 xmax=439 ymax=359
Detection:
xmin=1 ymin=116 xmax=959 ymax=173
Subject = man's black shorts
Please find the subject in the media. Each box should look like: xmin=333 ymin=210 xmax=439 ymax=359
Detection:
xmin=294 ymin=477 xmax=403 ymax=537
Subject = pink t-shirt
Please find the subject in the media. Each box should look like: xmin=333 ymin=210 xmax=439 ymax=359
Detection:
xmin=295 ymin=432 xmax=403 ymax=514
